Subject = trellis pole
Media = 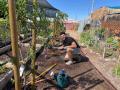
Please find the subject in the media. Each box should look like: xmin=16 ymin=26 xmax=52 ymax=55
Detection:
xmin=8 ymin=0 xmax=21 ymax=90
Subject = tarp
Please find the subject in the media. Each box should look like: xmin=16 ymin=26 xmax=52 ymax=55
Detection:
xmin=38 ymin=0 xmax=58 ymax=10
xmin=28 ymin=0 xmax=59 ymax=18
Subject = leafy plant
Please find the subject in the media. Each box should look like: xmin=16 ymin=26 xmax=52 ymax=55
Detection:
xmin=0 ymin=0 xmax=8 ymax=18
xmin=0 ymin=61 xmax=10 ymax=74
xmin=0 ymin=19 xmax=9 ymax=42
xmin=80 ymin=30 xmax=95 ymax=46
xmin=95 ymin=28 xmax=105 ymax=40
xmin=0 ymin=66 xmax=9 ymax=74
xmin=106 ymin=36 xmax=119 ymax=50
xmin=113 ymin=65 xmax=120 ymax=77
xmin=53 ymin=12 xmax=68 ymax=37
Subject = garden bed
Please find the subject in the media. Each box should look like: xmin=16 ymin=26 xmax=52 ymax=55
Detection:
xmin=0 ymin=70 xmax=13 ymax=89
xmin=35 ymin=49 xmax=116 ymax=90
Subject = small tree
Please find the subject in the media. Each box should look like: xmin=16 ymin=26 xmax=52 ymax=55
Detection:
xmin=53 ymin=12 xmax=68 ymax=37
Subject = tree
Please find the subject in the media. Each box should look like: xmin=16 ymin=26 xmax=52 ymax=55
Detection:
xmin=53 ymin=12 xmax=68 ymax=37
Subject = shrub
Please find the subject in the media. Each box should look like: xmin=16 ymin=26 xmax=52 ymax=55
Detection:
xmin=95 ymin=28 xmax=105 ymax=40
xmin=0 ymin=19 xmax=9 ymax=41
xmin=80 ymin=30 xmax=95 ymax=46
xmin=106 ymin=36 xmax=119 ymax=50
xmin=113 ymin=65 xmax=120 ymax=77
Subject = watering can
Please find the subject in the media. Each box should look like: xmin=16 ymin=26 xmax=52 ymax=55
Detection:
xmin=54 ymin=69 xmax=69 ymax=88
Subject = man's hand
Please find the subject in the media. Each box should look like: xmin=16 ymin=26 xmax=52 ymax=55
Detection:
xmin=58 ymin=46 xmax=64 ymax=50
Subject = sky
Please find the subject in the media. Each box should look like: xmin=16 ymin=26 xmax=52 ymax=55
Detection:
xmin=47 ymin=0 xmax=120 ymax=20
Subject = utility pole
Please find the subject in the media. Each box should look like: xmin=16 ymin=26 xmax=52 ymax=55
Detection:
xmin=8 ymin=0 xmax=21 ymax=90
xmin=91 ymin=0 xmax=95 ymax=14
xmin=88 ymin=0 xmax=95 ymax=23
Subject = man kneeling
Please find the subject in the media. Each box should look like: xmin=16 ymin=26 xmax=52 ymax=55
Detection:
xmin=58 ymin=32 xmax=80 ymax=65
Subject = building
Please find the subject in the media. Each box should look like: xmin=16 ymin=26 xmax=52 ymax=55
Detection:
xmin=90 ymin=6 xmax=120 ymax=35
xmin=91 ymin=6 xmax=120 ymax=20
xmin=101 ymin=13 xmax=120 ymax=35
xmin=64 ymin=20 xmax=80 ymax=31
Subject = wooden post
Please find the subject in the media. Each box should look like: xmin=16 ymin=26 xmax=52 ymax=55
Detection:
xmin=31 ymin=0 xmax=37 ymax=89
xmin=8 ymin=0 xmax=21 ymax=90
xmin=31 ymin=28 xmax=36 ymax=89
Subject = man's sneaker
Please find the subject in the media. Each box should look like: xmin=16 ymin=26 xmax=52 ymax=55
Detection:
xmin=65 ymin=60 xmax=73 ymax=65
xmin=64 ymin=58 xmax=69 ymax=62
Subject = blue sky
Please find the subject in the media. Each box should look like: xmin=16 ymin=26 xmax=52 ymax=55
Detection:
xmin=48 ymin=0 xmax=120 ymax=20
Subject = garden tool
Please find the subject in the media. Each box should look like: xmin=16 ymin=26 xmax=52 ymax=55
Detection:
xmin=54 ymin=69 xmax=69 ymax=88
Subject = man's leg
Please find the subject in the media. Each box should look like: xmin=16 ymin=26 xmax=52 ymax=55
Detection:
xmin=64 ymin=47 xmax=73 ymax=61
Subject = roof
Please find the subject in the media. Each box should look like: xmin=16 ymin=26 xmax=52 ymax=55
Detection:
xmin=107 ymin=13 xmax=120 ymax=15
xmin=38 ymin=0 xmax=58 ymax=10
xmin=28 ymin=0 xmax=59 ymax=18
xmin=28 ymin=0 xmax=58 ymax=10
xmin=108 ymin=6 xmax=120 ymax=9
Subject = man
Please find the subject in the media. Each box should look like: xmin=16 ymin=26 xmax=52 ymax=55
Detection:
xmin=58 ymin=32 xmax=81 ymax=65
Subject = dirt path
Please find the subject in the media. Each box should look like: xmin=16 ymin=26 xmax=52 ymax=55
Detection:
xmin=36 ymin=49 xmax=116 ymax=90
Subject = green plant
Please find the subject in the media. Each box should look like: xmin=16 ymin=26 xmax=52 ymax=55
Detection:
xmin=106 ymin=36 xmax=119 ymax=50
xmin=0 ymin=66 xmax=9 ymax=74
xmin=80 ymin=30 xmax=95 ymax=46
xmin=0 ymin=0 xmax=8 ymax=18
xmin=113 ymin=65 xmax=120 ymax=77
xmin=95 ymin=28 xmax=105 ymax=40
xmin=0 ymin=19 xmax=9 ymax=42
xmin=53 ymin=12 xmax=68 ymax=37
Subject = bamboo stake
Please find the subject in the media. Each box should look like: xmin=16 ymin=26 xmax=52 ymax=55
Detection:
xmin=27 ymin=64 xmax=56 ymax=85
xmin=31 ymin=0 xmax=37 ymax=89
xmin=8 ymin=0 xmax=21 ymax=90
xmin=31 ymin=28 xmax=36 ymax=89
xmin=36 ymin=64 xmax=56 ymax=79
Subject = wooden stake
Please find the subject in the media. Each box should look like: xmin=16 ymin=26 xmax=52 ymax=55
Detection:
xmin=8 ymin=0 xmax=21 ymax=90
xmin=27 ymin=64 xmax=56 ymax=85
xmin=31 ymin=0 xmax=37 ymax=89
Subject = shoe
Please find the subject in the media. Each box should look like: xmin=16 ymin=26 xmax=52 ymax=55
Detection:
xmin=64 ymin=58 xmax=69 ymax=62
xmin=65 ymin=60 xmax=73 ymax=65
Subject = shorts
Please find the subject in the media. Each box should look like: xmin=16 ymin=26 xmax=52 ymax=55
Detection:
xmin=72 ymin=48 xmax=80 ymax=54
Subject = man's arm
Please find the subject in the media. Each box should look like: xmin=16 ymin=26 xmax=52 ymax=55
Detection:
xmin=57 ymin=45 xmax=64 ymax=50
xmin=65 ymin=42 xmax=77 ymax=49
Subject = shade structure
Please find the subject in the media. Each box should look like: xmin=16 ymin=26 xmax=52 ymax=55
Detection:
xmin=28 ymin=0 xmax=59 ymax=18
xmin=38 ymin=0 xmax=58 ymax=10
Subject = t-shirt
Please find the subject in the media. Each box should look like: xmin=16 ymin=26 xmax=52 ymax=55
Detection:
xmin=62 ymin=37 xmax=80 ymax=48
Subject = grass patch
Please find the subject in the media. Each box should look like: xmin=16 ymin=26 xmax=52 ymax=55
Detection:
xmin=113 ymin=65 xmax=120 ymax=77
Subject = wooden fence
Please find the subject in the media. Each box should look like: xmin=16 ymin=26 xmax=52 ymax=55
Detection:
xmin=101 ymin=20 xmax=120 ymax=34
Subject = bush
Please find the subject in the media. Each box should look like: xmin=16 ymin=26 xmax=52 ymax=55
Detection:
xmin=95 ymin=28 xmax=105 ymax=40
xmin=80 ymin=30 xmax=95 ymax=46
xmin=106 ymin=36 xmax=119 ymax=50
xmin=0 ymin=19 xmax=9 ymax=41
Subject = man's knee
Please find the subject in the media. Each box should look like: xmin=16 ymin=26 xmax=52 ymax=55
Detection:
xmin=66 ymin=47 xmax=73 ymax=52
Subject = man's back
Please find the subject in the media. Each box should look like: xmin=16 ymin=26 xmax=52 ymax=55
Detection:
xmin=63 ymin=37 xmax=80 ymax=48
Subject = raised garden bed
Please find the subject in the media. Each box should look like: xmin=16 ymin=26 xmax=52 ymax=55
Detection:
xmin=0 ymin=70 xmax=13 ymax=89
